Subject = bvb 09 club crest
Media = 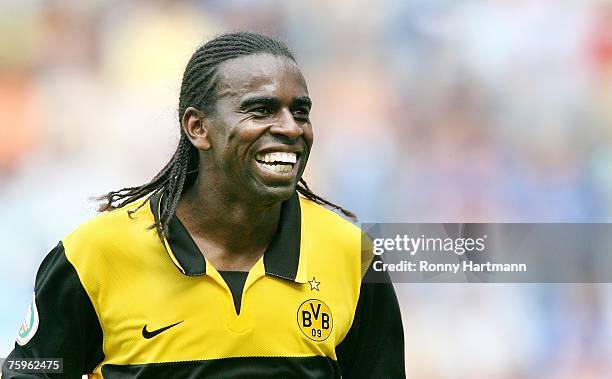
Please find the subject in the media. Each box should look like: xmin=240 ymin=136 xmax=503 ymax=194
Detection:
xmin=297 ymin=299 xmax=333 ymax=341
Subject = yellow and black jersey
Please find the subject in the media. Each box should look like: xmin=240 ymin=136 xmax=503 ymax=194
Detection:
xmin=2 ymin=192 xmax=405 ymax=378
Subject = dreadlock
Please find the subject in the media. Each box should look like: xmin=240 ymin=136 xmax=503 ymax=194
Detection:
xmin=98 ymin=31 xmax=355 ymax=239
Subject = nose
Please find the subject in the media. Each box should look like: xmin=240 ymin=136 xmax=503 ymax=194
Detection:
xmin=270 ymin=108 xmax=303 ymax=140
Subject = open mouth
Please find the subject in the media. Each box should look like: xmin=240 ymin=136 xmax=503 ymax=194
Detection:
xmin=254 ymin=151 xmax=299 ymax=175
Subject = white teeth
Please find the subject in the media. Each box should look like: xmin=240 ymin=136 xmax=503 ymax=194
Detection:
xmin=254 ymin=151 xmax=298 ymax=175
xmin=255 ymin=152 xmax=297 ymax=164
xmin=259 ymin=162 xmax=293 ymax=173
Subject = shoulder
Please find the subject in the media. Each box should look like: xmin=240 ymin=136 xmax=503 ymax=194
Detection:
xmin=62 ymin=198 xmax=158 ymax=265
xmin=299 ymin=197 xmax=373 ymax=277
xmin=298 ymin=196 xmax=361 ymax=251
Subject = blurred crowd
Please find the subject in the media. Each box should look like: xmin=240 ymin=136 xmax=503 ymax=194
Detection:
xmin=2 ymin=0 xmax=612 ymax=378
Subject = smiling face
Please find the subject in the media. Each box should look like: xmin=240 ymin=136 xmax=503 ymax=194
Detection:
xmin=189 ymin=53 xmax=313 ymax=204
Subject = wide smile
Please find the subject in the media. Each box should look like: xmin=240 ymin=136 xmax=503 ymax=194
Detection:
xmin=252 ymin=151 xmax=300 ymax=181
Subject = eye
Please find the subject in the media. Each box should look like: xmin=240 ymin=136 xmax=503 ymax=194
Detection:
xmin=293 ymin=108 xmax=310 ymax=120
xmin=251 ymin=106 xmax=272 ymax=117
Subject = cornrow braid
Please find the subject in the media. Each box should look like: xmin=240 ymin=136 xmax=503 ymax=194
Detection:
xmin=297 ymin=179 xmax=356 ymax=220
xmin=97 ymin=31 xmax=355 ymax=239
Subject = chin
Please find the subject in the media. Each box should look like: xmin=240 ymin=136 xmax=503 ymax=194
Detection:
xmin=251 ymin=183 xmax=297 ymax=205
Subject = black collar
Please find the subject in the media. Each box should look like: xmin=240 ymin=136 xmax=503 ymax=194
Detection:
xmin=149 ymin=191 xmax=303 ymax=282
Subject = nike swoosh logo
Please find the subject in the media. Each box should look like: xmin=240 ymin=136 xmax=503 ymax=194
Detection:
xmin=142 ymin=321 xmax=183 ymax=339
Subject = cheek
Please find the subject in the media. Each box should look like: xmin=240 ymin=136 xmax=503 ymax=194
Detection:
xmin=302 ymin=124 xmax=314 ymax=148
xmin=234 ymin=123 xmax=269 ymax=140
xmin=225 ymin=122 xmax=269 ymax=157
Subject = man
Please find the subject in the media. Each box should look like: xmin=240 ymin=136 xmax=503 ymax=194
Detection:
xmin=3 ymin=32 xmax=405 ymax=378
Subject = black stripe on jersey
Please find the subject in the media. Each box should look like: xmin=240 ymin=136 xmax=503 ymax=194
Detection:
xmin=336 ymin=264 xmax=406 ymax=378
xmin=2 ymin=242 xmax=104 ymax=378
xmin=101 ymin=355 xmax=340 ymax=379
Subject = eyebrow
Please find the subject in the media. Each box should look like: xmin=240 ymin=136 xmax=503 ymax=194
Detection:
xmin=293 ymin=96 xmax=312 ymax=109
xmin=239 ymin=95 xmax=312 ymax=110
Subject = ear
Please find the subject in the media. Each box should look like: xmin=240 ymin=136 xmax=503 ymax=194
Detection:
xmin=181 ymin=107 xmax=211 ymax=150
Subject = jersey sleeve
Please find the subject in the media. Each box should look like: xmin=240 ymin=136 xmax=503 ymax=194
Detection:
xmin=2 ymin=242 xmax=104 ymax=378
xmin=335 ymin=267 xmax=406 ymax=379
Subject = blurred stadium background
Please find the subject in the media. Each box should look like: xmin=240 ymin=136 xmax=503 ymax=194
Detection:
xmin=2 ymin=0 xmax=612 ymax=378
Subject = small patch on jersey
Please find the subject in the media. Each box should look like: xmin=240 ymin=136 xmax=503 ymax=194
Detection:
xmin=297 ymin=299 xmax=333 ymax=341
xmin=308 ymin=277 xmax=320 ymax=291
xmin=16 ymin=293 xmax=39 ymax=346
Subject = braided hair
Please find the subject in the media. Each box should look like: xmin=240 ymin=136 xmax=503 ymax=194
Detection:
xmin=98 ymin=31 xmax=356 ymax=239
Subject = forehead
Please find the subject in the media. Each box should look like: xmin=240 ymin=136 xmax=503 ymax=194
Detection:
xmin=215 ymin=53 xmax=308 ymax=100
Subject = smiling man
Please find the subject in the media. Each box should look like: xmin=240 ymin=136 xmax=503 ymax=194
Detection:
xmin=2 ymin=32 xmax=405 ymax=378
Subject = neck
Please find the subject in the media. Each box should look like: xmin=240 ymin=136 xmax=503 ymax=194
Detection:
xmin=175 ymin=178 xmax=283 ymax=257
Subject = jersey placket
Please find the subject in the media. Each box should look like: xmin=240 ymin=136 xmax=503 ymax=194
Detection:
xmin=203 ymin=256 xmax=267 ymax=333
